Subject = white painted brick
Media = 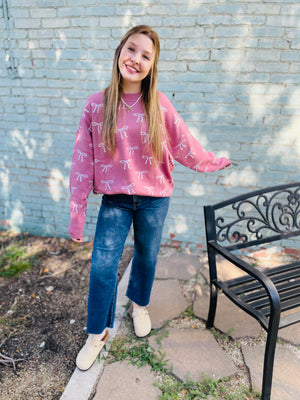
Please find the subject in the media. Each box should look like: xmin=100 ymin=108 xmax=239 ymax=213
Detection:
xmin=30 ymin=8 xmax=57 ymax=18
xmin=29 ymin=29 xmax=54 ymax=39
xmin=250 ymin=27 xmax=284 ymax=38
xmin=38 ymin=0 xmax=66 ymax=7
xmin=163 ymin=16 xmax=196 ymax=26
xmin=58 ymin=7 xmax=85 ymax=17
xmin=15 ymin=18 xmax=41 ymax=29
xmin=42 ymin=18 xmax=70 ymax=28
xmin=10 ymin=9 xmax=30 ymax=18
xmin=267 ymin=16 xmax=299 ymax=28
xmin=215 ymin=26 xmax=249 ymax=38
xmin=11 ymin=0 xmax=37 ymax=6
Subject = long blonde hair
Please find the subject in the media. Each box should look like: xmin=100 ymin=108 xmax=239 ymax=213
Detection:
xmin=102 ymin=25 xmax=166 ymax=162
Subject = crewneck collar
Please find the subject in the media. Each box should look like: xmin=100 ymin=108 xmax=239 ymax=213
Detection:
xmin=122 ymin=92 xmax=142 ymax=98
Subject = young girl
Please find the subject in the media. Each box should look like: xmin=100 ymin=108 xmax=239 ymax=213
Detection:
xmin=69 ymin=25 xmax=231 ymax=371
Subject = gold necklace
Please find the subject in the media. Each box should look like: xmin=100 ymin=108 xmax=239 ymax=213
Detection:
xmin=121 ymin=93 xmax=142 ymax=111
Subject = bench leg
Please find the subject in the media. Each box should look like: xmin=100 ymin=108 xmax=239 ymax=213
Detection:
xmin=261 ymin=315 xmax=280 ymax=400
xmin=206 ymin=283 xmax=218 ymax=329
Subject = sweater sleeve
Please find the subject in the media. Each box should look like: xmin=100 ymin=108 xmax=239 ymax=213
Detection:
xmin=69 ymin=99 xmax=94 ymax=241
xmin=160 ymin=93 xmax=231 ymax=172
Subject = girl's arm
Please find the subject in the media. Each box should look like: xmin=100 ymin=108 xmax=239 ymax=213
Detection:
xmin=159 ymin=92 xmax=231 ymax=172
xmin=69 ymin=99 xmax=94 ymax=242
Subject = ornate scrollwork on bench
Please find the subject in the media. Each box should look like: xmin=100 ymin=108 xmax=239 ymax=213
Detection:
xmin=216 ymin=187 xmax=300 ymax=244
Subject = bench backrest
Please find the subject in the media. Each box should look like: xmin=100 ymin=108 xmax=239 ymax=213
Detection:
xmin=204 ymin=182 xmax=300 ymax=251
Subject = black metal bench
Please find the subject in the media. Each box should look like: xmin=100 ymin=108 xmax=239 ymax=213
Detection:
xmin=203 ymin=182 xmax=300 ymax=400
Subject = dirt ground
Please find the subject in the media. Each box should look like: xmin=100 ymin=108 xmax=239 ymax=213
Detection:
xmin=0 ymin=231 xmax=133 ymax=400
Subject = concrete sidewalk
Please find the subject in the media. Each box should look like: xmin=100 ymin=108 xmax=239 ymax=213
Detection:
xmin=61 ymin=248 xmax=300 ymax=400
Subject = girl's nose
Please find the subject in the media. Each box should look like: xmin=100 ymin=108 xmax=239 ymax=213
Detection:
xmin=131 ymin=53 xmax=140 ymax=64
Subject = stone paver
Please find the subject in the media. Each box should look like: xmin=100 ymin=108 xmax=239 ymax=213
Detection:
xmin=149 ymin=327 xmax=238 ymax=382
xmin=242 ymin=344 xmax=300 ymax=400
xmin=278 ymin=308 xmax=300 ymax=345
xmin=193 ymin=284 xmax=261 ymax=339
xmin=148 ymin=279 xmax=190 ymax=329
xmin=200 ymin=256 xmax=248 ymax=284
xmin=93 ymin=361 xmax=161 ymax=400
xmin=156 ymin=253 xmax=204 ymax=280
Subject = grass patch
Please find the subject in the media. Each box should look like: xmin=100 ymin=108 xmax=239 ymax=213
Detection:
xmin=157 ymin=374 xmax=261 ymax=400
xmin=106 ymin=332 xmax=261 ymax=400
xmin=107 ymin=336 xmax=169 ymax=373
xmin=0 ymin=243 xmax=37 ymax=278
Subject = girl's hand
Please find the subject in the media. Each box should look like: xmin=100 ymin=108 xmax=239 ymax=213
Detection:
xmin=69 ymin=225 xmax=84 ymax=242
xmin=71 ymin=235 xmax=84 ymax=243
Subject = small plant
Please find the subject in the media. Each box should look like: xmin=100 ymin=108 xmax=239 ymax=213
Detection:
xmin=154 ymin=329 xmax=169 ymax=348
xmin=184 ymin=306 xmax=195 ymax=318
xmin=0 ymin=244 xmax=36 ymax=278
xmin=157 ymin=373 xmax=219 ymax=399
xmin=157 ymin=373 xmax=261 ymax=400
xmin=108 ymin=336 xmax=169 ymax=373
xmin=211 ymin=327 xmax=235 ymax=342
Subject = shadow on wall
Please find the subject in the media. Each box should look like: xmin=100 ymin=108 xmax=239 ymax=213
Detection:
xmin=1 ymin=4 xmax=300 ymax=246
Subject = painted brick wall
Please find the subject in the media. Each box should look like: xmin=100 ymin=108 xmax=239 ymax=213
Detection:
xmin=1 ymin=1 xmax=300 ymax=249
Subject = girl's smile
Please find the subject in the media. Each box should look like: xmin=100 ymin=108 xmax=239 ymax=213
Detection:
xmin=118 ymin=33 xmax=154 ymax=93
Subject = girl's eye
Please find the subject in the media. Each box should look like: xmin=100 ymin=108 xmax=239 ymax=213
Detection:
xmin=143 ymin=55 xmax=150 ymax=60
xmin=128 ymin=47 xmax=134 ymax=52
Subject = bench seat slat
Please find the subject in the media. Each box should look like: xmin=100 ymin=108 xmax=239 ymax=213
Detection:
xmin=237 ymin=279 xmax=300 ymax=303
xmin=247 ymin=288 xmax=300 ymax=310
xmin=261 ymin=297 xmax=300 ymax=319
xmin=226 ymin=262 xmax=300 ymax=290
xmin=230 ymin=266 xmax=300 ymax=295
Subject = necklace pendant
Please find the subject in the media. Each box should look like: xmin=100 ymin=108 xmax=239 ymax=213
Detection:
xmin=121 ymin=93 xmax=142 ymax=112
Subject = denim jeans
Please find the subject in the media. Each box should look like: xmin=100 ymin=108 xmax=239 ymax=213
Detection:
xmin=86 ymin=194 xmax=170 ymax=334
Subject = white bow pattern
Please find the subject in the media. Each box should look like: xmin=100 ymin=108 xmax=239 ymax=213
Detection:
xmin=101 ymin=180 xmax=113 ymax=191
xmin=75 ymin=172 xmax=88 ymax=182
xmin=77 ymin=150 xmax=87 ymax=162
xmin=121 ymin=183 xmax=135 ymax=194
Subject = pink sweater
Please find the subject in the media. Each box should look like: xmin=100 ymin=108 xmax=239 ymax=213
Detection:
xmin=69 ymin=91 xmax=231 ymax=240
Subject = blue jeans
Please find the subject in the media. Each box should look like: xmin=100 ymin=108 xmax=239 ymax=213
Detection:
xmin=86 ymin=194 xmax=170 ymax=334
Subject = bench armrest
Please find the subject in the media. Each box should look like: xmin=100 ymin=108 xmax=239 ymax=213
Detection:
xmin=208 ymin=240 xmax=281 ymax=318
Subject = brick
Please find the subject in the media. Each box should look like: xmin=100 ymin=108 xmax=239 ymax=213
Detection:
xmin=38 ymin=0 xmax=66 ymax=7
xmin=197 ymin=15 xmax=231 ymax=26
xmin=281 ymin=51 xmax=300 ymax=62
xmin=163 ymin=16 xmax=196 ymax=26
xmin=11 ymin=0 xmax=36 ymax=6
xmin=29 ymin=29 xmax=54 ymax=39
xmin=145 ymin=5 xmax=177 ymax=15
xmin=178 ymin=5 xmax=208 ymax=15
xmin=250 ymin=27 xmax=284 ymax=38
xmin=30 ymin=8 xmax=57 ymax=18
xmin=42 ymin=18 xmax=70 ymax=28
xmin=214 ymin=26 xmax=248 ymax=37
xmin=246 ymin=49 xmax=281 ymax=61
xmin=58 ymin=7 xmax=85 ymax=17
xmin=267 ymin=16 xmax=299 ymax=27
xmin=116 ymin=5 xmax=146 ymax=16
xmin=10 ymin=9 xmax=30 ymax=18
xmin=15 ymin=19 xmax=41 ymax=29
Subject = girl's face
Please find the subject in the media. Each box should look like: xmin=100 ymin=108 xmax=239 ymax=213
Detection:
xmin=118 ymin=33 xmax=155 ymax=93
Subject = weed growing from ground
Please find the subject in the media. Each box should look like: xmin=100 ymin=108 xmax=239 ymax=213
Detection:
xmin=107 ymin=336 xmax=169 ymax=373
xmin=0 ymin=244 xmax=37 ymax=278
xmin=156 ymin=373 xmax=260 ymax=400
xmin=105 ymin=331 xmax=261 ymax=399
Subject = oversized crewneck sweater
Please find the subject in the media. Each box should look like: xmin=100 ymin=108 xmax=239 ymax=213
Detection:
xmin=69 ymin=91 xmax=231 ymax=240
